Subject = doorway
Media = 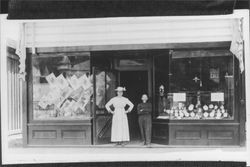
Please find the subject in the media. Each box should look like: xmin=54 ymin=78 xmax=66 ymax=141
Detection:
xmin=119 ymin=71 xmax=148 ymax=141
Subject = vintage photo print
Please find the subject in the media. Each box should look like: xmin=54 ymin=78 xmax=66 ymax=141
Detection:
xmin=0 ymin=0 xmax=250 ymax=166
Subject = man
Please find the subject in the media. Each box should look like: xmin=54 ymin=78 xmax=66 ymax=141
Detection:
xmin=137 ymin=94 xmax=152 ymax=146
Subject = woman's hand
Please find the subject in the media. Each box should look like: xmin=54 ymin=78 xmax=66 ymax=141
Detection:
xmin=125 ymin=110 xmax=130 ymax=114
xmin=108 ymin=110 xmax=114 ymax=114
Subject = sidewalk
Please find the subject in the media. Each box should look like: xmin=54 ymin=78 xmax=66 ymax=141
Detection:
xmin=8 ymin=133 xmax=23 ymax=148
xmin=4 ymin=134 xmax=248 ymax=164
xmin=4 ymin=145 xmax=248 ymax=164
xmin=4 ymin=137 xmax=248 ymax=165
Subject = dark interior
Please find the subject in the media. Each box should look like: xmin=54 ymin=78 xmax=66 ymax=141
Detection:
xmin=120 ymin=71 xmax=148 ymax=141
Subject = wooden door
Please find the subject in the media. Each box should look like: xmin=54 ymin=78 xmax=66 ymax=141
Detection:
xmin=92 ymin=67 xmax=118 ymax=144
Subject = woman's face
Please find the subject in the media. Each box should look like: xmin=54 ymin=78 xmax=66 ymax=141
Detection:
xmin=117 ymin=91 xmax=123 ymax=97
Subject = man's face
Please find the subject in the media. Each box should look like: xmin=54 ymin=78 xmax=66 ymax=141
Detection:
xmin=141 ymin=94 xmax=148 ymax=102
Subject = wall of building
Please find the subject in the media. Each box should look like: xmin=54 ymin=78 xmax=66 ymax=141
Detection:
xmin=24 ymin=17 xmax=233 ymax=48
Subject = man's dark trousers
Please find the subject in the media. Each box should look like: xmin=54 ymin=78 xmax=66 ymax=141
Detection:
xmin=138 ymin=114 xmax=152 ymax=144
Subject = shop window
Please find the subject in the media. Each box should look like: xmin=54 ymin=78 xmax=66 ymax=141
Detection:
xmin=155 ymin=50 xmax=235 ymax=120
xmin=32 ymin=53 xmax=92 ymax=120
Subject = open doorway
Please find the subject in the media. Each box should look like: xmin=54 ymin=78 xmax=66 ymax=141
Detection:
xmin=120 ymin=71 xmax=148 ymax=142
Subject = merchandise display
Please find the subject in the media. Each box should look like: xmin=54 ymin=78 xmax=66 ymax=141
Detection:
xmin=32 ymin=55 xmax=94 ymax=120
xmin=155 ymin=54 xmax=235 ymax=120
xmin=34 ymin=72 xmax=93 ymax=120
xmin=163 ymin=103 xmax=230 ymax=120
xmin=159 ymin=92 xmax=232 ymax=120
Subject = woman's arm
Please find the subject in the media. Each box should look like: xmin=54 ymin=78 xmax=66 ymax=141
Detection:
xmin=105 ymin=98 xmax=114 ymax=114
xmin=126 ymin=98 xmax=134 ymax=113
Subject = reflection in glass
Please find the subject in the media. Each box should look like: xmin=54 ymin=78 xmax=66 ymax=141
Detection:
xmin=94 ymin=71 xmax=115 ymax=115
xmin=95 ymin=71 xmax=112 ymax=109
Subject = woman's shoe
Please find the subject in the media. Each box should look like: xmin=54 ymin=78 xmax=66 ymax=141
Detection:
xmin=121 ymin=142 xmax=127 ymax=147
xmin=115 ymin=142 xmax=121 ymax=146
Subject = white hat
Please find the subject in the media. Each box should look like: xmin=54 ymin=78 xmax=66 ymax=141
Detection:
xmin=115 ymin=86 xmax=126 ymax=91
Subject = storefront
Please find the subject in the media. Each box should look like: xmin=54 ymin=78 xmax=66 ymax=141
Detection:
xmin=14 ymin=10 xmax=246 ymax=147
xmin=26 ymin=48 xmax=241 ymax=146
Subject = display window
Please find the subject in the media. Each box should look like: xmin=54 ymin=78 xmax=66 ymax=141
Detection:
xmin=155 ymin=50 xmax=236 ymax=120
xmin=31 ymin=53 xmax=92 ymax=120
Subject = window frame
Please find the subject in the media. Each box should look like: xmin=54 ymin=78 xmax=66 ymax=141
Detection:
xmin=152 ymin=49 xmax=240 ymax=123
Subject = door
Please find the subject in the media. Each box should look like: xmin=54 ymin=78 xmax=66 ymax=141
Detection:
xmin=92 ymin=67 xmax=117 ymax=144
xmin=119 ymin=71 xmax=148 ymax=142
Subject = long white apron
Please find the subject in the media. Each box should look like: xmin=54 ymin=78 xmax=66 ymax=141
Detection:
xmin=111 ymin=106 xmax=130 ymax=142
xmin=105 ymin=96 xmax=134 ymax=142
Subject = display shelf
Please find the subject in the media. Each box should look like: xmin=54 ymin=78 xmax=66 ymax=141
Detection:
xmin=157 ymin=91 xmax=233 ymax=120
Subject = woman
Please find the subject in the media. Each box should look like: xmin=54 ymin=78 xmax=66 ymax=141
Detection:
xmin=105 ymin=86 xmax=134 ymax=146
xmin=137 ymin=94 xmax=152 ymax=146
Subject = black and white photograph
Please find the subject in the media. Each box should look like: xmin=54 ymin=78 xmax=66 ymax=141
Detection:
xmin=0 ymin=0 xmax=250 ymax=166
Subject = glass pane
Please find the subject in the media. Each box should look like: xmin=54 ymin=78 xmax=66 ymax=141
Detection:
xmin=106 ymin=72 xmax=116 ymax=102
xmin=159 ymin=53 xmax=235 ymax=120
xmin=154 ymin=55 xmax=170 ymax=118
xmin=118 ymin=59 xmax=147 ymax=68
xmin=32 ymin=54 xmax=92 ymax=120
xmin=95 ymin=70 xmax=115 ymax=114
xmin=95 ymin=71 xmax=106 ymax=109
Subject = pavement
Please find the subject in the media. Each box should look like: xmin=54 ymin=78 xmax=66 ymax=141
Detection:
xmin=3 ymin=134 xmax=249 ymax=165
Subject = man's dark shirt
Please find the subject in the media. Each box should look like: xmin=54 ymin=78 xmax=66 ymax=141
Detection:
xmin=137 ymin=102 xmax=152 ymax=115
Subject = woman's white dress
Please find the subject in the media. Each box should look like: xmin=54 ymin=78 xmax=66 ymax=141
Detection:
xmin=105 ymin=96 xmax=134 ymax=142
